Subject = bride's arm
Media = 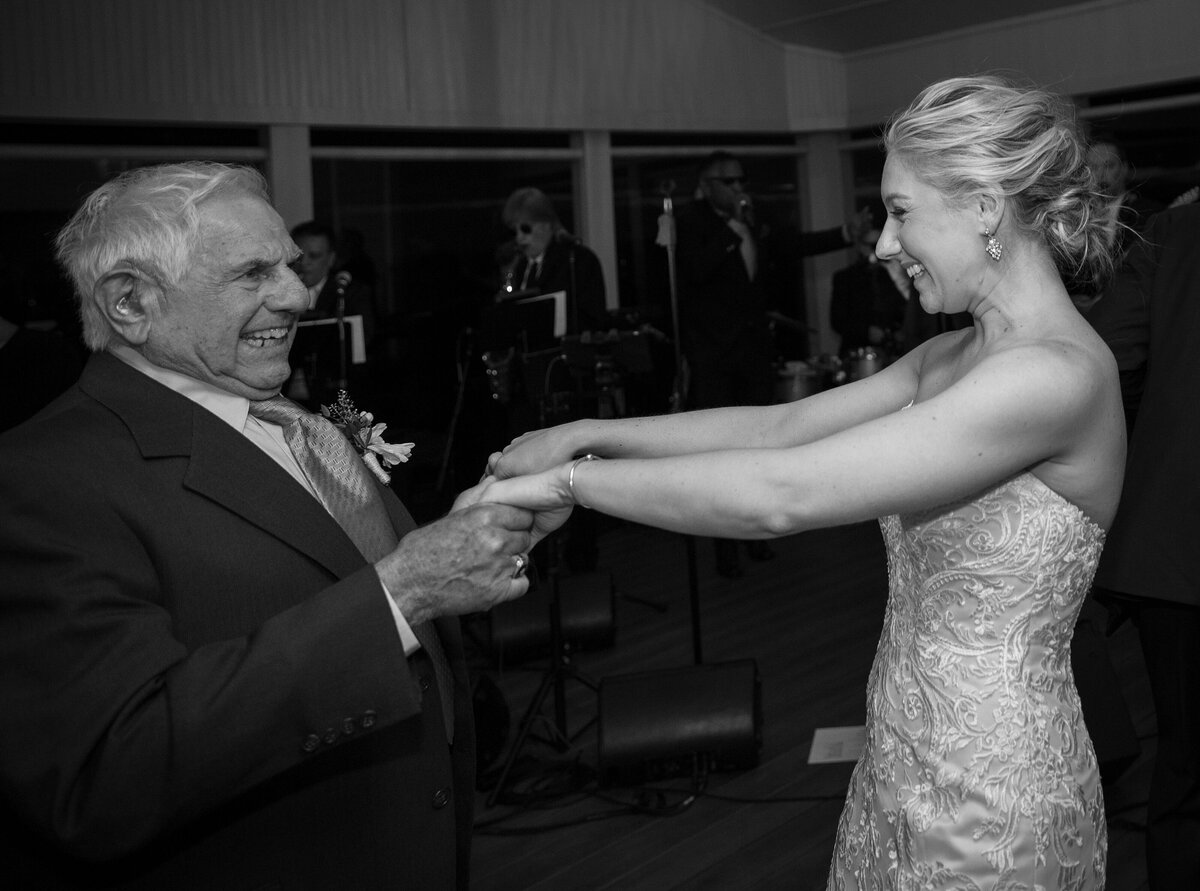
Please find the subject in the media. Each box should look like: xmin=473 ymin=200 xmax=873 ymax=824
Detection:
xmin=483 ymin=343 xmax=1112 ymax=538
xmin=492 ymin=346 xmax=926 ymax=479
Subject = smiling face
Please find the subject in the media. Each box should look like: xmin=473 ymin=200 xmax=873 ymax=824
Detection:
xmin=141 ymin=191 xmax=309 ymax=400
xmin=876 ymin=154 xmax=985 ymax=316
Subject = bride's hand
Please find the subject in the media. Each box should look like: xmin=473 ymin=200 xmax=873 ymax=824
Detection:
xmin=450 ymin=475 xmax=495 ymax=512
xmin=480 ymin=467 xmax=575 ymax=546
xmin=488 ymin=422 xmax=585 ymax=480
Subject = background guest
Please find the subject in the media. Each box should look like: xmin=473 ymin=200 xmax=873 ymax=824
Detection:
xmin=494 ymin=187 xmax=608 ymax=337
xmin=480 ymin=187 xmax=610 ymax=574
xmin=829 ymin=227 xmax=909 ymax=360
xmin=1086 ymin=201 xmax=1200 ymax=891
xmin=675 ymin=149 xmax=870 ymax=578
xmin=288 ymin=220 xmax=380 ymax=408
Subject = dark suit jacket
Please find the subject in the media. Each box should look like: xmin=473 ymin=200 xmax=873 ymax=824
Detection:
xmin=676 ymin=200 xmax=846 ymax=365
xmin=1086 ymin=203 xmax=1200 ymax=607
xmin=0 ymin=352 xmax=475 ymax=889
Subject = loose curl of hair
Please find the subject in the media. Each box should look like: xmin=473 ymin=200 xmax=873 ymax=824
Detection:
xmin=884 ymin=75 xmax=1115 ymax=295
xmin=54 ymin=161 xmax=269 ymax=351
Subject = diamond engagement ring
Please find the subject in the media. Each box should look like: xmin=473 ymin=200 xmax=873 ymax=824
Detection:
xmin=511 ymin=553 xmax=528 ymax=579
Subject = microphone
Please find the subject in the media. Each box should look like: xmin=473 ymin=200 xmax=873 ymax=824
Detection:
xmin=334 ymin=270 xmax=352 ymax=295
xmin=737 ymin=196 xmax=755 ymax=229
xmin=556 ymin=230 xmax=583 ymax=245
xmin=658 ymin=179 xmax=676 ymax=197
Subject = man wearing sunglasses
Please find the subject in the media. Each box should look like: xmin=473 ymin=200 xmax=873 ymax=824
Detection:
xmin=500 ymin=187 xmax=608 ymax=338
xmin=676 ymin=150 xmax=869 ymax=579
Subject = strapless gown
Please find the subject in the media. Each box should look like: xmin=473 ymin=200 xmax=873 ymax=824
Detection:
xmin=827 ymin=472 xmax=1107 ymax=890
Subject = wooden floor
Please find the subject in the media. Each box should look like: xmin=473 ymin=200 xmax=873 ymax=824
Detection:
xmin=466 ymin=519 xmax=1155 ymax=891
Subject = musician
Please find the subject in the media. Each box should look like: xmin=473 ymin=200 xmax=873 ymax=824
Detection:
xmin=497 ymin=188 xmax=607 ymax=338
xmin=289 ymin=220 xmax=378 ymax=408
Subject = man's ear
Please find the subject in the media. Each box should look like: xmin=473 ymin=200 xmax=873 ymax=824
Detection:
xmin=94 ymin=268 xmax=158 ymax=345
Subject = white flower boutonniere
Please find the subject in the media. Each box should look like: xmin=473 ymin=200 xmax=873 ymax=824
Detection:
xmin=321 ymin=390 xmax=414 ymax=485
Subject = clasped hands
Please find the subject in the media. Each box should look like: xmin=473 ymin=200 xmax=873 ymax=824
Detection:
xmin=454 ymin=423 xmax=586 ymax=546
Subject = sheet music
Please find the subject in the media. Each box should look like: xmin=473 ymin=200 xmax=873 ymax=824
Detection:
xmin=295 ymin=315 xmax=366 ymax=364
xmin=514 ymin=290 xmax=566 ymax=339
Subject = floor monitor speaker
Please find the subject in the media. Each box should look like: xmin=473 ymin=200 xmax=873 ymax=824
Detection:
xmin=487 ymin=570 xmax=615 ymax=664
xmin=597 ymin=659 xmax=761 ymax=785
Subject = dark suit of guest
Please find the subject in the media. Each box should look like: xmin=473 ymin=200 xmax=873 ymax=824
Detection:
xmin=676 ymin=200 xmax=846 ymax=410
xmin=1085 ymin=202 xmax=1200 ymax=891
xmin=830 ymin=257 xmax=908 ymax=356
xmin=676 ymin=201 xmax=847 ymax=575
xmin=0 ymin=352 xmax=475 ymax=890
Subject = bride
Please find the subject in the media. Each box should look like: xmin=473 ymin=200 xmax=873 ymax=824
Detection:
xmin=482 ymin=75 xmax=1123 ymax=889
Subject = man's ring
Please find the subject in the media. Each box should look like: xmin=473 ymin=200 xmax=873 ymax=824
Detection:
xmin=511 ymin=553 xmax=528 ymax=579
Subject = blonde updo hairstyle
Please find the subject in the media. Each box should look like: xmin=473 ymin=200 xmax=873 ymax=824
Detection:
xmin=883 ymin=75 xmax=1115 ymax=294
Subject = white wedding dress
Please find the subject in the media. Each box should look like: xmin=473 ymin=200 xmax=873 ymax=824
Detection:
xmin=827 ymin=471 xmax=1107 ymax=890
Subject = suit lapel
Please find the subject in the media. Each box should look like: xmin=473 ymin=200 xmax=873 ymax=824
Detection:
xmin=82 ymin=353 xmax=369 ymax=580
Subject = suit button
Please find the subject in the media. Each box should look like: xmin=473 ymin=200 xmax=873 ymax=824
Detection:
xmin=301 ymin=734 xmax=320 ymax=753
xmin=342 ymin=718 xmax=356 ymax=736
xmin=323 ymin=727 xmax=338 ymax=745
xmin=432 ymin=787 xmax=451 ymax=809
xmin=361 ymin=710 xmax=377 ymax=729
xmin=419 ymin=675 xmax=432 ymax=692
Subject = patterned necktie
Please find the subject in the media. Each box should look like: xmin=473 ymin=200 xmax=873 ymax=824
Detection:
xmin=249 ymin=396 xmax=454 ymax=740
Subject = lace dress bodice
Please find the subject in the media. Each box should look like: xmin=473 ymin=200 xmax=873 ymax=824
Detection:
xmin=828 ymin=471 xmax=1107 ymax=890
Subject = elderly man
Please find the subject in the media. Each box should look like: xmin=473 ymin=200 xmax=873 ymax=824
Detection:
xmin=0 ymin=163 xmax=537 ymax=889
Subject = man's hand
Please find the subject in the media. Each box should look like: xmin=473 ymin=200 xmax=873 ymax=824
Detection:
xmin=376 ymin=504 xmax=534 ymax=625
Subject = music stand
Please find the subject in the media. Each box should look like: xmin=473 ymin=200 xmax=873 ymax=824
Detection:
xmin=290 ymin=315 xmax=366 ymax=407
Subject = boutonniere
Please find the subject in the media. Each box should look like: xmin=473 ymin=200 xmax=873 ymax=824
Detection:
xmin=321 ymin=390 xmax=414 ymax=485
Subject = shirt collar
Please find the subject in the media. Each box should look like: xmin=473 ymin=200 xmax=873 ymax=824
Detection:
xmin=108 ymin=343 xmax=255 ymax=433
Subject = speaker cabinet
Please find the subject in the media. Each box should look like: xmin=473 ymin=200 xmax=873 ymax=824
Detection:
xmin=487 ymin=570 xmax=615 ymax=664
xmin=597 ymin=659 xmax=761 ymax=785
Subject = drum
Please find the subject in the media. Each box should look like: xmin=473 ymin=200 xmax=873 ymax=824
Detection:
xmin=847 ymin=347 xmax=886 ymax=381
xmin=776 ymin=361 xmax=819 ymax=403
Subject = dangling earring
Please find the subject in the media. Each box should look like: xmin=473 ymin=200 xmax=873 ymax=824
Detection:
xmin=984 ymin=227 xmax=1003 ymax=262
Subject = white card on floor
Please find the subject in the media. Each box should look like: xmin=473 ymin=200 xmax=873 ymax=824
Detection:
xmin=808 ymin=726 xmax=865 ymax=764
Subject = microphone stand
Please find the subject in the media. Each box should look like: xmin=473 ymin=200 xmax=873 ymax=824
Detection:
xmin=657 ymin=185 xmax=704 ymax=665
xmin=334 ymin=271 xmax=350 ymax=391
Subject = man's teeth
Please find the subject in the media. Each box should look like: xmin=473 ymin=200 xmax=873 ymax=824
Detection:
xmin=242 ymin=327 xmax=289 ymax=346
xmin=905 ymin=263 xmax=926 ymax=279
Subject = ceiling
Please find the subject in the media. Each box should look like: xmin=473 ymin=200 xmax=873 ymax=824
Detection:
xmin=700 ymin=0 xmax=1108 ymax=53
